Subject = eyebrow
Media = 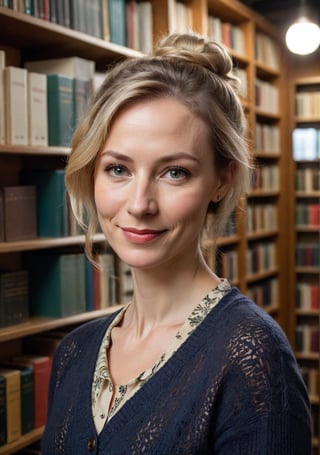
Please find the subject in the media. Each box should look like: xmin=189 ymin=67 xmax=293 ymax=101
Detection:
xmin=100 ymin=150 xmax=200 ymax=165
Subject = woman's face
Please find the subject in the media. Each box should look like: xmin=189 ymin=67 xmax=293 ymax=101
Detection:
xmin=94 ymin=97 xmax=226 ymax=271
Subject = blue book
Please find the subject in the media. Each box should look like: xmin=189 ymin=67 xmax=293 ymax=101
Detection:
xmin=108 ymin=0 xmax=127 ymax=46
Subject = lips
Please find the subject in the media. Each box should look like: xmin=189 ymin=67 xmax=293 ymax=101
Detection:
xmin=121 ymin=227 xmax=166 ymax=244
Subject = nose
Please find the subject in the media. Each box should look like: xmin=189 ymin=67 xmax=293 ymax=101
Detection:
xmin=127 ymin=176 xmax=158 ymax=217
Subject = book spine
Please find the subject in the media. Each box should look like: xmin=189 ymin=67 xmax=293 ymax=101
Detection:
xmin=28 ymin=72 xmax=48 ymax=146
xmin=4 ymin=66 xmax=28 ymax=145
xmin=0 ymin=50 xmax=5 ymax=144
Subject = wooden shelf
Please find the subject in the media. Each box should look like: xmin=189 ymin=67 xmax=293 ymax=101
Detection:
xmin=0 ymin=426 xmax=44 ymax=455
xmin=296 ymin=225 xmax=320 ymax=232
xmin=247 ymin=190 xmax=279 ymax=198
xmin=246 ymin=229 xmax=278 ymax=241
xmin=296 ymin=309 xmax=319 ymax=316
xmin=295 ymin=352 xmax=320 ymax=361
xmin=0 ymin=234 xmax=106 ymax=253
xmin=0 ymin=144 xmax=70 ymax=156
xmin=246 ymin=268 xmax=279 ymax=283
xmin=0 ymin=306 xmax=123 ymax=343
xmin=296 ymin=267 xmax=320 ymax=274
xmin=0 ymin=6 xmax=140 ymax=67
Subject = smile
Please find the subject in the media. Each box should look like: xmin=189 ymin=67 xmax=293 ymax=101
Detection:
xmin=121 ymin=227 xmax=167 ymax=244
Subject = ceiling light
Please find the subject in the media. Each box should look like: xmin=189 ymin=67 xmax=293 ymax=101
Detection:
xmin=285 ymin=17 xmax=320 ymax=55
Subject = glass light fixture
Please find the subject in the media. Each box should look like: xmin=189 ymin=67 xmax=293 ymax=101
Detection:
xmin=285 ymin=17 xmax=320 ymax=55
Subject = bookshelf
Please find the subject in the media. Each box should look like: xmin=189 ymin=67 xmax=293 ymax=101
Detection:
xmin=289 ymin=76 xmax=320 ymax=452
xmin=0 ymin=1 xmax=289 ymax=453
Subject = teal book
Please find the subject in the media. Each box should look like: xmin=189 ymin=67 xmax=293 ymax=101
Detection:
xmin=0 ymin=270 xmax=29 ymax=328
xmin=108 ymin=0 xmax=126 ymax=46
xmin=21 ymin=169 xmax=67 ymax=238
xmin=47 ymin=74 xmax=74 ymax=146
xmin=73 ymin=78 xmax=90 ymax=129
xmin=84 ymin=257 xmax=94 ymax=311
xmin=75 ymin=253 xmax=86 ymax=314
xmin=26 ymin=253 xmax=79 ymax=318
xmin=0 ymin=363 xmax=34 ymax=435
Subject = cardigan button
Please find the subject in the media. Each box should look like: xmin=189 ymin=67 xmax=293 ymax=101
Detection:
xmin=87 ymin=438 xmax=96 ymax=452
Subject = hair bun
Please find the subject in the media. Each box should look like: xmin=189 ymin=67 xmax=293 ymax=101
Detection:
xmin=154 ymin=32 xmax=234 ymax=80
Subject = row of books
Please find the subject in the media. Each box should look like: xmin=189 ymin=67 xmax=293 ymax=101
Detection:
xmin=300 ymin=367 xmax=319 ymax=397
xmin=246 ymin=203 xmax=277 ymax=234
xmin=0 ymin=0 xmax=151 ymax=48
xmin=255 ymin=123 xmax=280 ymax=154
xmin=246 ymin=241 xmax=276 ymax=276
xmin=0 ymin=354 xmax=51 ymax=446
xmin=296 ymin=90 xmax=320 ymax=118
xmin=255 ymin=79 xmax=279 ymax=115
xmin=296 ymin=203 xmax=320 ymax=227
xmin=296 ymin=283 xmax=320 ymax=311
xmin=0 ymin=51 xmax=95 ymax=146
xmin=255 ymin=32 xmax=279 ymax=71
xmin=292 ymin=128 xmax=320 ymax=160
xmin=250 ymin=164 xmax=279 ymax=192
xmin=0 ymin=173 xmax=73 ymax=243
xmin=215 ymin=250 xmax=238 ymax=282
xmin=247 ymin=277 xmax=278 ymax=309
xmin=207 ymin=15 xmax=246 ymax=57
xmin=296 ymin=243 xmax=320 ymax=267
xmin=0 ymin=0 xmax=104 ymax=39
xmin=0 ymin=251 xmax=118 ymax=328
xmin=295 ymin=324 xmax=319 ymax=354
xmin=295 ymin=168 xmax=320 ymax=192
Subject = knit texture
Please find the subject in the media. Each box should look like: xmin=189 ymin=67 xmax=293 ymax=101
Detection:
xmin=41 ymin=288 xmax=311 ymax=454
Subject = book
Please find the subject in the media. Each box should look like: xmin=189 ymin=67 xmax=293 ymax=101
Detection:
xmin=101 ymin=0 xmax=110 ymax=41
xmin=73 ymin=78 xmax=91 ymax=129
xmin=0 ymin=270 xmax=29 ymax=328
xmin=47 ymin=74 xmax=74 ymax=146
xmin=21 ymin=169 xmax=67 ymax=237
xmin=108 ymin=0 xmax=127 ymax=46
xmin=0 ymin=375 xmax=5 ymax=446
xmin=12 ymin=355 xmax=51 ymax=429
xmin=0 ymin=368 xmax=21 ymax=443
xmin=26 ymin=252 xmax=85 ymax=318
xmin=0 ymin=50 xmax=5 ymax=144
xmin=4 ymin=66 xmax=28 ymax=145
xmin=0 ymin=190 xmax=4 ymax=242
xmin=28 ymin=72 xmax=48 ymax=146
xmin=0 ymin=363 xmax=34 ymax=435
xmin=2 ymin=185 xmax=37 ymax=241
xmin=25 ymin=56 xmax=95 ymax=82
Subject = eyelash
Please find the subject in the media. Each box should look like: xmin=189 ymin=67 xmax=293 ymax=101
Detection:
xmin=103 ymin=164 xmax=191 ymax=180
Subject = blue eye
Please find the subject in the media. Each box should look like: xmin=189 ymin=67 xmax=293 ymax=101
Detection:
xmin=165 ymin=167 xmax=190 ymax=180
xmin=105 ymin=164 xmax=129 ymax=177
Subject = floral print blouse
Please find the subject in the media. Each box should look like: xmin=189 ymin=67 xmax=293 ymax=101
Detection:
xmin=92 ymin=279 xmax=231 ymax=433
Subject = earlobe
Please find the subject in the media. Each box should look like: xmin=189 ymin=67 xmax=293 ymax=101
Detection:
xmin=212 ymin=161 xmax=236 ymax=203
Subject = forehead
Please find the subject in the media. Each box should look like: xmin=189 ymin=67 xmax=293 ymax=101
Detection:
xmin=107 ymin=97 xmax=210 ymax=146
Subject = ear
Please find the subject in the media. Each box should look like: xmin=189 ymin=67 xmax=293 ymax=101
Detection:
xmin=212 ymin=161 xmax=237 ymax=203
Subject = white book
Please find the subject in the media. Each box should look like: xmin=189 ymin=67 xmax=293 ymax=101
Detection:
xmin=24 ymin=56 xmax=95 ymax=81
xmin=4 ymin=66 xmax=28 ymax=145
xmin=0 ymin=50 xmax=5 ymax=144
xmin=28 ymin=72 xmax=48 ymax=146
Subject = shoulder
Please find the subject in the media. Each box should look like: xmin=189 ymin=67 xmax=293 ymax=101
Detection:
xmin=52 ymin=308 xmax=122 ymax=366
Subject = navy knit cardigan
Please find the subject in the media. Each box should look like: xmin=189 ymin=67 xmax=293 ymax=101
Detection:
xmin=41 ymin=287 xmax=311 ymax=454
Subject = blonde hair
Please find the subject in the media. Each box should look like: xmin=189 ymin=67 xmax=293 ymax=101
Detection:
xmin=65 ymin=32 xmax=251 ymax=261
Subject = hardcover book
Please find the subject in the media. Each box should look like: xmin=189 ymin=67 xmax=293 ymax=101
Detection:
xmin=12 ymin=355 xmax=51 ymax=429
xmin=0 ymin=270 xmax=29 ymax=328
xmin=0 ymin=368 xmax=21 ymax=444
xmin=47 ymin=74 xmax=74 ymax=146
xmin=21 ymin=169 xmax=67 ymax=237
xmin=0 ymin=50 xmax=5 ymax=144
xmin=2 ymin=185 xmax=37 ymax=241
xmin=0 ymin=376 xmax=5 ymax=446
xmin=28 ymin=72 xmax=48 ymax=146
xmin=4 ymin=66 xmax=28 ymax=145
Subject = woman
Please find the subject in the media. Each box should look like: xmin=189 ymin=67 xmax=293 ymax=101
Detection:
xmin=42 ymin=33 xmax=311 ymax=454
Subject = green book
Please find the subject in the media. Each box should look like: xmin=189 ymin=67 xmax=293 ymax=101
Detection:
xmin=26 ymin=253 xmax=81 ymax=318
xmin=0 ymin=270 xmax=29 ymax=328
xmin=47 ymin=74 xmax=74 ymax=146
xmin=21 ymin=169 xmax=67 ymax=238
xmin=108 ymin=0 xmax=127 ymax=46
xmin=0 ymin=364 xmax=34 ymax=435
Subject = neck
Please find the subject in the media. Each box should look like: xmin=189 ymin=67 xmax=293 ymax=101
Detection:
xmin=123 ymin=251 xmax=220 ymax=336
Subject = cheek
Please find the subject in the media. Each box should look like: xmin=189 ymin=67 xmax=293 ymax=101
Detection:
xmin=94 ymin=182 xmax=118 ymax=217
xmin=165 ymin=191 xmax=209 ymax=224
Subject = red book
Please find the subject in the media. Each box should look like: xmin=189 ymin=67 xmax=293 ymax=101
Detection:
xmin=310 ymin=286 xmax=320 ymax=310
xmin=13 ymin=355 xmax=52 ymax=428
